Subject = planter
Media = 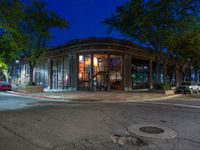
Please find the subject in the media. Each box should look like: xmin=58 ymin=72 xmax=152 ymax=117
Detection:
xmin=164 ymin=90 xmax=175 ymax=95
xmin=16 ymin=86 xmax=44 ymax=94
xmin=150 ymin=89 xmax=175 ymax=95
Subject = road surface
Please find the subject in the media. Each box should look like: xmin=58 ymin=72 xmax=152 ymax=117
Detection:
xmin=0 ymin=92 xmax=200 ymax=150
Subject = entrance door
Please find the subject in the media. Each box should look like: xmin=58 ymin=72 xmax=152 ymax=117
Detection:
xmin=94 ymin=72 xmax=108 ymax=91
xmin=93 ymin=54 xmax=108 ymax=91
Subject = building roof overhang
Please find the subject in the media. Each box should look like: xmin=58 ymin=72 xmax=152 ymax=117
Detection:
xmin=47 ymin=37 xmax=154 ymax=59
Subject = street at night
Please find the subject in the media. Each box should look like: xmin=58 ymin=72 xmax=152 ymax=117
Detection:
xmin=1 ymin=0 xmax=200 ymax=150
xmin=0 ymin=92 xmax=200 ymax=150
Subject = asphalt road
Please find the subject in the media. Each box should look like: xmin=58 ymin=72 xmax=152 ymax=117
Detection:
xmin=0 ymin=92 xmax=52 ymax=111
xmin=0 ymin=92 xmax=200 ymax=150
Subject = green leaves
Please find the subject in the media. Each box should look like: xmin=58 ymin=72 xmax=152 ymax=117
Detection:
xmin=104 ymin=0 xmax=200 ymax=50
xmin=104 ymin=0 xmax=200 ymax=82
xmin=21 ymin=0 xmax=68 ymax=84
xmin=172 ymin=29 xmax=200 ymax=70
xmin=0 ymin=0 xmax=68 ymax=83
xmin=18 ymin=0 xmax=68 ymax=71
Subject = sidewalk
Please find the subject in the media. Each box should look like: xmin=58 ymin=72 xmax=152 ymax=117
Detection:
xmin=6 ymin=91 xmax=182 ymax=102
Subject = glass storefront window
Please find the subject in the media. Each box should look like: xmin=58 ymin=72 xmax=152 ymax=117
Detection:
xmin=132 ymin=58 xmax=149 ymax=89
xmin=51 ymin=57 xmax=71 ymax=90
xmin=93 ymin=54 xmax=108 ymax=91
xmin=35 ymin=62 xmax=48 ymax=88
xmin=64 ymin=56 xmax=70 ymax=89
xmin=22 ymin=64 xmax=29 ymax=85
xmin=79 ymin=55 xmax=84 ymax=81
xmin=78 ymin=55 xmax=91 ymax=91
xmin=78 ymin=54 xmax=123 ymax=91
xmin=12 ymin=65 xmax=21 ymax=86
xmin=109 ymin=55 xmax=123 ymax=90
xmin=57 ymin=59 xmax=63 ymax=89
xmin=152 ymin=62 xmax=166 ymax=86
xmin=52 ymin=59 xmax=58 ymax=89
xmin=85 ymin=55 xmax=91 ymax=81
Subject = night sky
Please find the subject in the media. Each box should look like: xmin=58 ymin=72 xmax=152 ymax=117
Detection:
xmin=24 ymin=0 xmax=130 ymax=47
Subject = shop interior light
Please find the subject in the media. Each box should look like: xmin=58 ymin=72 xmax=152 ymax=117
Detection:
xmin=79 ymin=55 xmax=83 ymax=61
xmin=94 ymin=57 xmax=98 ymax=66
xmin=65 ymin=75 xmax=68 ymax=80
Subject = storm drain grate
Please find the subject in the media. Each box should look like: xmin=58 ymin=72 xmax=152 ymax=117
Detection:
xmin=139 ymin=126 xmax=164 ymax=134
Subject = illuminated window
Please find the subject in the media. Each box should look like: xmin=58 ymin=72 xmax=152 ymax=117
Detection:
xmin=78 ymin=55 xmax=91 ymax=91
xmin=109 ymin=55 xmax=123 ymax=90
xmin=93 ymin=54 xmax=108 ymax=91
xmin=132 ymin=59 xmax=149 ymax=89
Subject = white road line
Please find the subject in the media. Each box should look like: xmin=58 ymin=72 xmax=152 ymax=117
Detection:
xmin=143 ymin=102 xmax=200 ymax=109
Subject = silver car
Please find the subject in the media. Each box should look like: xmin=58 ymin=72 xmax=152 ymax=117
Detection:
xmin=180 ymin=82 xmax=199 ymax=93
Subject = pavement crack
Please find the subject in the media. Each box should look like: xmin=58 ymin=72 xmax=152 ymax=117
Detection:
xmin=0 ymin=123 xmax=50 ymax=150
xmin=84 ymin=139 xmax=93 ymax=145
xmin=78 ymin=141 xmax=89 ymax=149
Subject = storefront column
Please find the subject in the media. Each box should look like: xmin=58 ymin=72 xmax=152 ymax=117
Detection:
xmin=69 ymin=54 xmax=78 ymax=91
xmin=124 ymin=54 xmax=132 ymax=91
xmin=69 ymin=55 xmax=72 ymax=90
xmin=74 ymin=54 xmax=78 ymax=91
xmin=149 ymin=59 xmax=153 ymax=89
xmin=90 ymin=53 xmax=94 ymax=91
xmin=107 ymin=54 xmax=110 ymax=91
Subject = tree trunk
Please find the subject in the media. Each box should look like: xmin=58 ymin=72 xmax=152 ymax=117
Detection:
xmin=29 ymin=61 xmax=35 ymax=85
xmin=155 ymin=55 xmax=160 ymax=86
xmin=2 ymin=69 xmax=9 ymax=82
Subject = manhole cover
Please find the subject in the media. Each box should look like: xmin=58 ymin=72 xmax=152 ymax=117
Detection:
xmin=128 ymin=124 xmax=177 ymax=139
xmin=139 ymin=126 xmax=164 ymax=134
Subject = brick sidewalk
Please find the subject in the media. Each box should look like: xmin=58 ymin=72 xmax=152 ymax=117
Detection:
xmin=6 ymin=91 xmax=182 ymax=102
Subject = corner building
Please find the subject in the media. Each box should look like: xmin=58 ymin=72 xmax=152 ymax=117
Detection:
xmin=12 ymin=38 xmax=179 ymax=91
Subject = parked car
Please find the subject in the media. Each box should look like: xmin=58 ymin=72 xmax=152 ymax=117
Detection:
xmin=175 ymin=86 xmax=191 ymax=94
xmin=175 ymin=82 xmax=199 ymax=94
xmin=197 ymin=83 xmax=200 ymax=88
xmin=0 ymin=81 xmax=12 ymax=91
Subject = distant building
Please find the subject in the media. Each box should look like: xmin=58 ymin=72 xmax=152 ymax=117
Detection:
xmin=10 ymin=37 xmax=200 ymax=91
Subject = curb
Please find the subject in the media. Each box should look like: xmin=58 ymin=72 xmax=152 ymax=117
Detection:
xmin=5 ymin=91 xmax=63 ymax=101
xmin=5 ymin=91 xmax=183 ymax=103
xmin=142 ymin=93 xmax=183 ymax=101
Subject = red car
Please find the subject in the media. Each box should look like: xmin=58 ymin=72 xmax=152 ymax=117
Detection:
xmin=0 ymin=81 xmax=12 ymax=91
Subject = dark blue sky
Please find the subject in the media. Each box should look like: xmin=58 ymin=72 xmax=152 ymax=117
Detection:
xmin=34 ymin=0 xmax=129 ymax=46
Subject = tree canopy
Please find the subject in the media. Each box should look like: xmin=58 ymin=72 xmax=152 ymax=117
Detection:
xmin=21 ymin=0 xmax=68 ymax=84
xmin=0 ymin=0 xmax=26 ymax=80
xmin=104 ymin=0 xmax=200 ymax=50
xmin=0 ymin=0 xmax=68 ymax=83
xmin=0 ymin=0 xmax=24 ymax=70
xmin=104 ymin=0 xmax=200 ymax=82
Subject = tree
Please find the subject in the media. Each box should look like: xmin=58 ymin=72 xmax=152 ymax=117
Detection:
xmin=0 ymin=0 xmax=25 ymax=80
xmin=20 ymin=0 xmax=68 ymax=85
xmin=166 ymin=29 xmax=200 ymax=81
xmin=104 ymin=0 xmax=200 ymax=83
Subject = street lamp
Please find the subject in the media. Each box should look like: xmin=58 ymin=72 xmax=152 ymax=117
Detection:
xmin=15 ymin=60 xmax=19 ymax=64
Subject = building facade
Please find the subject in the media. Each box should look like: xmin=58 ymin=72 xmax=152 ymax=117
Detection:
xmin=10 ymin=37 xmax=200 ymax=91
